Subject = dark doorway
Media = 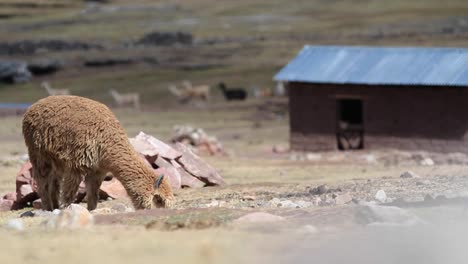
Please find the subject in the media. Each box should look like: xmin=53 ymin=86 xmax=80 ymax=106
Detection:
xmin=337 ymin=99 xmax=364 ymax=150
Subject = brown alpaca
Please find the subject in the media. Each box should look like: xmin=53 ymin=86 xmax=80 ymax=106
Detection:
xmin=22 ymin=95 xmax=174 ymax=211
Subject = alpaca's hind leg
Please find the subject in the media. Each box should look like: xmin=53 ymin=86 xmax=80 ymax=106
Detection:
xmin=85 ymin=172 xmax=105 ymax=211
xmin=60 ymin=169 xmax=82 ymax=208
xmin=47 ymin=175 xmax=60 ymax=209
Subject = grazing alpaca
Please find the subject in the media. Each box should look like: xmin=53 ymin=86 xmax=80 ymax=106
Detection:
xmin=109 ymin=89 xmax=140 ymax=111
xmin=41 ymin=81 xmax=70 ymax=96
xmin=168 ymin=82 xmax=210 ymax=103
xmin=22 ymin=95 xmax=174 ymax=211
xmin=218 ymin=82 xmax=247 ymax=101
xmin=181 ymin=81 xmax=210 ymax=101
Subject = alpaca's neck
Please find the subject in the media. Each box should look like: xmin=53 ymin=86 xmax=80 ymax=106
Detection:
xmin=104 ymin=145 xmax=154 ymax=209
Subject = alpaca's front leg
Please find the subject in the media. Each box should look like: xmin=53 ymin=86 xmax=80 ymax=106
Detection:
xmin=85 ymin=172 xmax=105 ymax=211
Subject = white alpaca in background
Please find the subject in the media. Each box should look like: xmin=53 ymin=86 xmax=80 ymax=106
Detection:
xmin=41 ymin=81 xmax=70 ymax=96
xmin=109 ymin=89 xmax=140 ymax=111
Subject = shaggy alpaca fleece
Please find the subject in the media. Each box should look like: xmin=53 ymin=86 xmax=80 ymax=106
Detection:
xmin=22 ymin=95 xmax=174 ymax=211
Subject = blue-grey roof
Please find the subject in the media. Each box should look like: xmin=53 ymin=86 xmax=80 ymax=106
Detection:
xmin=274 ymin=45 xmax=468 ymax=86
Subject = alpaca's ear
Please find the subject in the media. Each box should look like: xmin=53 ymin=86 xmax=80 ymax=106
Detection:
xmin=153 ymin=174 xmax=164 ymax=192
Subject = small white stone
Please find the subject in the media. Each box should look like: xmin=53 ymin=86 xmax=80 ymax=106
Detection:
xmin=375 ymin=190 xmax=387 ymax=203
xmin=4 ymin=218 xmax=24 ymax=231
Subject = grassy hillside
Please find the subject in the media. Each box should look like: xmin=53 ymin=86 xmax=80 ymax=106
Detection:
xmin=2 ymin=0 xmax=468 ymax=104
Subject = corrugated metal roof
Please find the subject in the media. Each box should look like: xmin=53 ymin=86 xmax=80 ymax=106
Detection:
xmin=274 ymin=45 xmax=468 ymax=86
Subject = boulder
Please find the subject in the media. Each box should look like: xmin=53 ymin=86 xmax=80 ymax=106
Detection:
xmin=99 ymin=178 xmax=129 ymax=200
xmin=400 ymin=171 xmax=420 ymax=179
xmin=173 ymin=142 xmax=225 ymax=186
xmin=134 ymin=131 xmax=182 ymax=160
xmin=43 ymin=204 xmax=94 ymax=229
xmin=154 ymin=166 xmax=181 ymax=190
xmin=178 ymin=167 xmax=205 ymax=188
xmin=3 ymin=192 xmax=16 ymax=201
xmin=0 ymin=61 xmax=32 ymax=83
xmin=0 ymin=198 xmax=14 ymax=211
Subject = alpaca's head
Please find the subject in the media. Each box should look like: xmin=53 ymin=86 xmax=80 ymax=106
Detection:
xmin=152 ymin=174 xmax=175 ymax=208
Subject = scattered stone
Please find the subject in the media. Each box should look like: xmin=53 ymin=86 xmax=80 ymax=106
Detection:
xmin=205 ymin=200 xmax=220 ymax=208
xmin=272 ymin=144 xmax=289 ymax=154
xmin=420 ymin=158 xmax=434 ymax=166
xmin=375 ymin=190 xmax=387 ymax=203
xmin=278 ymin=200 xmax=299 ymax=208
xmin=268 ymin=198 xmax=281 ymax=207
xmin=136 ymin=31 xmax=193 ymax=46
xmin=3 ymin=192 xmax=16 ymax=201
xmin=416 ymin=180 xmax=431 ymax=186
xmin=295 ymin=200 xmax=313 ymax=208
xmin=242 ymin=195 xmax=256 ymax=201
xmin=309 ymin=184 xmax=329 ymax=195
xmin=400 ymin=171 xmax=420 ymax=179
xmin=312 ymin=197 xmax=322 ymax=206
xmin=171 ymin=125 xmax=225 ymax=156
xmin=111 ymin=203 xmax=134 ymax=213
xmin=32 ymin=199 xmax=42 ymax=209
xmin=19 ymin=210 xmax=35 ymax=218
xmin=43 ymin=204 xmax=94 ymax=229
xmin=4 ymin=218 xmax=24 ymax=231
xmin=334 ymin=193 xmax=353 ymax=205
xmin=146 ymin=217 xmax=221 ymax=231
xmin=233 ymin=212 xmax=284 ymax=224
xmin=0 ymin=198 xmax=14 ymax=211
xmin=356 ymin=203 xmax=424 ymax=226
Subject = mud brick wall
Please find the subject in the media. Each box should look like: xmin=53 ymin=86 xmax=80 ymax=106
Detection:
xmin=289 ymin=82 xmax=468 ymax=153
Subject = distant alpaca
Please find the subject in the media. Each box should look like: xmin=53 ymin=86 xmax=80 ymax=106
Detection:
xmin=181 ymin=81 xmax=210 ymax=101
xmin=41 ymin=81 xmax=70 ymax=96
xmin=218 ymin=82 xmax=247 ymax=101
xmin=109 ymin=89 xmax=140 ymax=111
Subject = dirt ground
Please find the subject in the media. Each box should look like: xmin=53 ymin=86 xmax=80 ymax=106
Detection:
xmin=1 ymin=104 xmax=468 ymax=264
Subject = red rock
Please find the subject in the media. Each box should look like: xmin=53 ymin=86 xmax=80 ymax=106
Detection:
xmin=99 ymin=178 xmax=129 ymax=200
xmin=32 ymin=199 xmax=42 ymax=209
xmin=19 ymin=184 xmax=33 ymax=200
xmin=135 ymin=131 xmax=182 ymax=160
xmin=16 ymin=161 xmax=37 ymax=193
xmin=154 ymin=158 xmax=181 ymax=190
xmin=154 ymin=167 xmax=181 ymax=190
xmin=179 ymin=168 xmax=206 ymax=188
xmin=0 ymin=198 xmax=14 ymax=211
xmin=173 ymin=143 xmax=225 ymax=186
xmin=3 ymin=192 xmax=16 ymax=201
xmin=130 ymin=138 xmax=159 ymax=164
